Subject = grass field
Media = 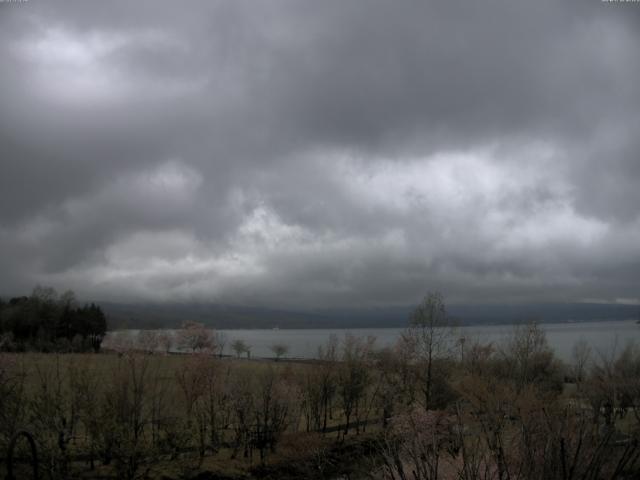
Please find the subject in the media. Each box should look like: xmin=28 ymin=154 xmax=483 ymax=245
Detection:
xmin=0 ymin=351 xmax=382 ymax=480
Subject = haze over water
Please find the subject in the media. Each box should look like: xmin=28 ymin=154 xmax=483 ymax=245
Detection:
xmin=110 ymin=320 xmax=640 ymax=362
xmin=220 ymin=321 xmax=640 ymax=362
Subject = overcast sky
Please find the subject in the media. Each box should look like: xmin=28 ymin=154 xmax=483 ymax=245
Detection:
xmin=1 ymin=0 xmax=639 ymax=308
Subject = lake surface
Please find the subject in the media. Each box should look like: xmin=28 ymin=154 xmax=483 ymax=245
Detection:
xmin=108 ymin=320 xmax=640 ymax=362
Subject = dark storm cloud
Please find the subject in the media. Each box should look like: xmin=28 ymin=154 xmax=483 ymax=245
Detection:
xmin=1 ymin=0 xmax=639 ymax=307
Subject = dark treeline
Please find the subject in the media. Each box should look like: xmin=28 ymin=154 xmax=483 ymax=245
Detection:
xmin=0 ymin=286 xmax=107 ymax=352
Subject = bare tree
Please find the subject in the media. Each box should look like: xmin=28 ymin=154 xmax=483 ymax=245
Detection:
xmin=571 ymin=337 xmax=591 ymax=385
xmin=231 ymin=339 xmax=251 ymax=359
xmin=0 ymin=355 xmax=26 ymax=457
xmin=299 ymin=365 xmax=325 ymax=432
xmin=337 ymin=334 xmax=376 ymax=435
xmin=100 ymin=353 xmax=152 ymax=479
xmin=270 ymin=343 xmax=289 ymax=361
xmin=612 ymin=341 xmax=640 ymax=422
xmin=317 ymin=335 xmax=338 ymax=432
xmin=456 ymin=371 xmax=640 ymax=480
xmin=214 ymin=331 xmax=228 ymax=357
xmin=502 ymin=321 xmax=561 ymax=392
xmin=378 ymin=408 xmax=454 ymax=480
xmin=252 ymin=367 xmax=297 ymax=462
xmin=462 ymin=339 xmax=495 ymax=377
xmin=229 ymin=370 xmax=254 ymax=459
xmin=175 ymin=354 xmax=223 ymax=459
xmin=30 ymin=355 xmax=78 ymax=477
xmin=72 ymin=358 xmax=103 ymax=471
xmin=404 ymin=291 xmax=452 ymax=410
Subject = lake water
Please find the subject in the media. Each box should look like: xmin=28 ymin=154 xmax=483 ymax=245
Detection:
xmin=108 ymin=320 xmax=640 ymax=362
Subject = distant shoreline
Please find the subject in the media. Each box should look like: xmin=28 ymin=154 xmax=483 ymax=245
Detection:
xmin=108 ymin=317 xmax=639 ymax=332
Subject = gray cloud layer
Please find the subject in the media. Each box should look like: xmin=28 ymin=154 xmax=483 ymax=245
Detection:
xmin=1 ymin=0 xmax=639 ymax=307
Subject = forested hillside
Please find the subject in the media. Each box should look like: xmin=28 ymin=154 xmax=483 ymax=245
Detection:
xmin=0 ymin=286 xmax=107 ymax=352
